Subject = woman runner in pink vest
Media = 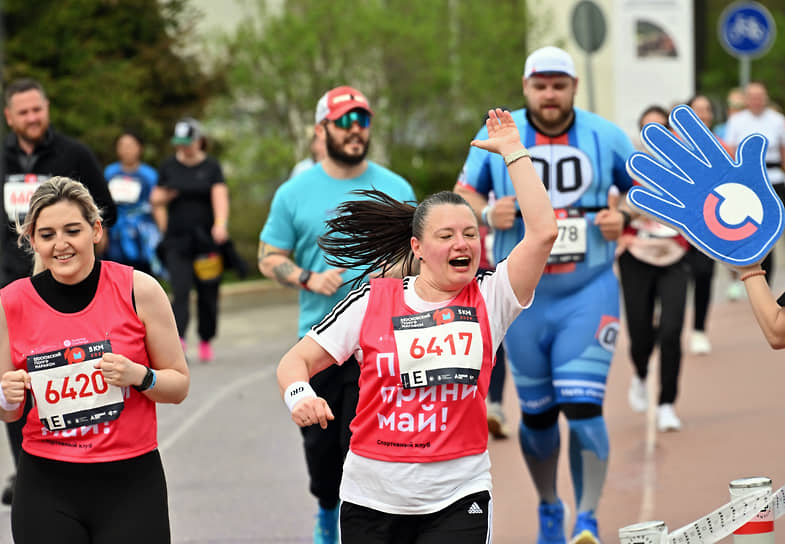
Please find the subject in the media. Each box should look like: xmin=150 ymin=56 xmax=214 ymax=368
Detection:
xmin=277 ymin=109 xmax=557 ymax=543
xmin=0 ymin=176 xmax=189 ymax=543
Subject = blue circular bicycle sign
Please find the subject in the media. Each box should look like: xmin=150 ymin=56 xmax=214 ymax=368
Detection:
xmin=718 ymin=1 xmax=776 ymax=58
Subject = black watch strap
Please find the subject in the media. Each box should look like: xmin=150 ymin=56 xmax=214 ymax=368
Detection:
xmin=298 ymin=269 xmax=312 ymax=290
xmin=133 ymin=367 xmax=155 ymax=392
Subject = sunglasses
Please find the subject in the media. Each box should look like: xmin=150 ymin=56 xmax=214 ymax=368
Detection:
xmin=332 ymin=110 xmax=371 ymax=130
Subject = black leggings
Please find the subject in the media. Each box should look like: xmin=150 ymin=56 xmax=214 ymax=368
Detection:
xmin=165 ymin=249 xmax=220 ymax=341
xmin=684 ymin=247 xmax=714 ymax=331
xmin=12 ymin=449 xmax=170 ymax=544
xmin=618 ymin=251 xmax=688 ymax=405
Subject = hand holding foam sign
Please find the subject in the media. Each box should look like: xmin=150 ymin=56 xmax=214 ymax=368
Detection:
xmin=625 ymin=105 xmax=785 ymax=266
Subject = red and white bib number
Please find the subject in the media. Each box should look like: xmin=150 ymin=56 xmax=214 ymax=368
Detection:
xmin=392 ymin=306 xmax=483 ymax=389
xmin=27 ymin=340 xmax=123 ymax=431
xmin=108 ymin=175 xmax=143 ymax=204
xmin=4 ymin=177 xmax=44 ymax=219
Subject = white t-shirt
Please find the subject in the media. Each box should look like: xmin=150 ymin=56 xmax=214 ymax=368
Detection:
xmin=307 ymin=259 xmax=527 ymax=514
xmin=725 ymin=109 xmax=785 ymax=184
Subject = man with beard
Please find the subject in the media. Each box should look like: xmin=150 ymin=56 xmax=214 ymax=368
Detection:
xmin=455 ymin=47 xmax=635 ymax=544
xmin=2 ymin=77 xmax=117 ymax=506
xmin=258 ymin=85 xmax=415 ymax=544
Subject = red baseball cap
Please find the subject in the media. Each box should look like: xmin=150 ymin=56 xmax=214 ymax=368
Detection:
xmin=314 ymin=86 xmax=373 ymax=124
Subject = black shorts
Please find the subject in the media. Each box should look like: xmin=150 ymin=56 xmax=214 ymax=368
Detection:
xmin=340 ymin=490 xmax=492 ymax=544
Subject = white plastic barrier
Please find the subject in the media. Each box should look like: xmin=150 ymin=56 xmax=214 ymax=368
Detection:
xmin=619 ymin=478 xmax=785 ymax=544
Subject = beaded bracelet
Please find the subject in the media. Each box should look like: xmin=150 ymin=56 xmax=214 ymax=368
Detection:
xmin=740 ymin=270 xmax=766 ymax=282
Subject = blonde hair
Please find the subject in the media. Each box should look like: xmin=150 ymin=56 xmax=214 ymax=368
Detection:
xmin=17 ymin=176 xmax=102 ymax=252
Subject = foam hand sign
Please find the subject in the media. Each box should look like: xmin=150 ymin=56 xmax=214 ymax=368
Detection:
xmin=626 ymin=104 xmax=785 ymax=266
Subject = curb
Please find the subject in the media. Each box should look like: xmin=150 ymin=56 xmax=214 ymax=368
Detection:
xmin=218 ymin=277 xmax=297 ymax=309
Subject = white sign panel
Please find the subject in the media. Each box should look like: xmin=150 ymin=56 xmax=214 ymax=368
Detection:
xmin=613 ymin=0 xmax=695 ymax=144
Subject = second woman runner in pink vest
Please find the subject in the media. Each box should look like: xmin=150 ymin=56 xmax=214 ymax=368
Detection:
xmin=277 ymin=109 xmax=558 ymax=543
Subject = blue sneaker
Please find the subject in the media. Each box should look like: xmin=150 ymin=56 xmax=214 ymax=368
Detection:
xmin=537 ymin=500 xmax=567 ymax=544
xmin=571 ymin=511 xmax=600 ymax=544
xmin=314 ymin=504 xmax=339 ymax=544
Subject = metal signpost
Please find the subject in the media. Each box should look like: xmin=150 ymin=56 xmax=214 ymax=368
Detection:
xmin=571 ymin=0 xmax=606 ymax=113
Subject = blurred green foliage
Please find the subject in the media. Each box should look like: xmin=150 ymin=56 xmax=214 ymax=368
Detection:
xmin=207 ymin=0 xmax=532 ymax=267
xmin=2 ymin=0 xmax=223 ymax=166
xmin=4 ymin=0 xmax=785 ymax=277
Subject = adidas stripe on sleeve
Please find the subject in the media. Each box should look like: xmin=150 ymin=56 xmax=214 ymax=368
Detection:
xmin=307 ymin=283 xmax=371 ymax=364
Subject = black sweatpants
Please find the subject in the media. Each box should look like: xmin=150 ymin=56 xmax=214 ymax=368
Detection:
xmin=165 ymin=249 xmax=220 ymax=341
xmin=618 ymin=251 xmax=688 ymax=405
xmin=12 ymin=449 xmax=170 ymax=544
xmin=302 ymin=356 xmax=360 ymax=509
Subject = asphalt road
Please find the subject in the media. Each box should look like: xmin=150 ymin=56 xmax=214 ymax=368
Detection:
xmin=0 ymin=272 xmax=781 ymax=543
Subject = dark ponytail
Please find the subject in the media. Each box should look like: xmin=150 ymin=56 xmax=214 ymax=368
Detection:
xmin=319 ymin=189 xmax=474 ymax=288
xmin=319 ymin=189 xmax=417 ymax=287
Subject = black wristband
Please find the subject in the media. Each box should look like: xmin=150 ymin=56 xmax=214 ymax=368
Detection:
xmin=298 ymin=269 xmax=312 ymax=291
xmin=133 ymin=367 xmax=155 ymax=392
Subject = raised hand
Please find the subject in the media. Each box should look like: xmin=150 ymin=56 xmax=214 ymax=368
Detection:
xmin=626 ymin=104 xmax=785 ymax=266
xmin=471 ymin=109 xmax=523 ymax=156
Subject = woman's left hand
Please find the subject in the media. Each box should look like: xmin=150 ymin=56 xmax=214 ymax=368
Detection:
xmin=94 ymin=353 xmax=147 ymax=388
xmin=471 ymin=109 xmax=523 ymax=156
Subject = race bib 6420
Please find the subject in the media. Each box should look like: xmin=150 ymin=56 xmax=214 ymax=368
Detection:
xmin=27 ymin=340 xmax=124 ymax=431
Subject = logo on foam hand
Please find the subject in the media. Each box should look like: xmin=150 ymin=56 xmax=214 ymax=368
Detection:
xmin=703 ymin=183 xmax=762 ymax=241
xmin=625 ymin=104 xmax=784 ymax=267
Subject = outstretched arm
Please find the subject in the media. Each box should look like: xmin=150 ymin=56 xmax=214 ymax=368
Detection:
xmin=471 ymin=109 xmax=557 ymax=304
xmin=736 ymin=265 xmax=785 ymax=349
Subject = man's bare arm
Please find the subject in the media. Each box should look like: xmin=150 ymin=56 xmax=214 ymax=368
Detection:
xmin=258 ymin=241 xmax=298 ymax=288
xmin=258 ymin=241 xmax=345 ymax=295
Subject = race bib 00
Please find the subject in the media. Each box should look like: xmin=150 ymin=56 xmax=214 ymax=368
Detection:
xmin=27 ymin=340 xmax=124 ymax=431
xmin=392 ymin=306 xmax=483 ymax=389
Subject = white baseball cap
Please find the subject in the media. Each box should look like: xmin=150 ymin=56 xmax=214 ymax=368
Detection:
xmin=523 ymin=46 xmax=577 ymax=79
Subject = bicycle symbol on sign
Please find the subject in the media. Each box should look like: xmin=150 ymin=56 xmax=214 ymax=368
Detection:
xmin=729 ymin=15 xmax=765 ymax=44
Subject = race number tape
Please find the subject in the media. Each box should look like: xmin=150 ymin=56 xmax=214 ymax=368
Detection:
xmin=667 ymin=488 xmax=770 ymax=544
xmin=772 ymin=484 xmax=785 ymax=520
xmin=621 ymin=485 xmax=784 ymax=544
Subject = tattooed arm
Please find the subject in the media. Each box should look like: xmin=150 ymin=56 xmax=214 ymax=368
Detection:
xmin=257 ymin=241 xmax=345 ymax=295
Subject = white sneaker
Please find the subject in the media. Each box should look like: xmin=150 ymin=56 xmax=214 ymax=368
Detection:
xmin=657 ymin=404 xmax=682 ymax=432
xmin=726 ymin=281 xmax=744 ymax=301
xmin=690 ymin=331 xmax=712 ymax=355
xmin=627 ymin=376 xmax=648 ymax=413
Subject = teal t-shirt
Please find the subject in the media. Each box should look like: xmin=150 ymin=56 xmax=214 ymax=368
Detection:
xmin=260 ymin=162 xmax=416 ymax=336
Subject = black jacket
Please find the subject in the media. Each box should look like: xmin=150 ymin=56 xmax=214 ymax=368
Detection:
xmin=2 ymin=127 xmax=117 ymax=284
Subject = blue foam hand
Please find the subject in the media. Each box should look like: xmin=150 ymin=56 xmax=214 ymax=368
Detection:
xmin=626 ymin=104 xmax=785 ymax=266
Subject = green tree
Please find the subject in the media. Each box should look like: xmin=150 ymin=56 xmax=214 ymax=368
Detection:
xmin=208 ymin=0 xmax=533 ymax=265
xmin=2 ymin=0 xmax=222 ymax=166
